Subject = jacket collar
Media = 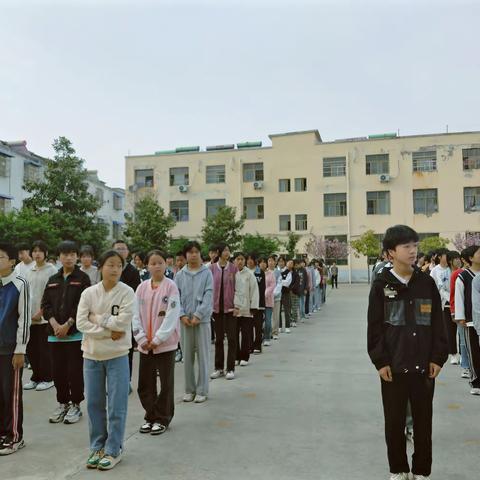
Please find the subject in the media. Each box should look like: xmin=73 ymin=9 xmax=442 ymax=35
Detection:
xmin=0 ymin=271 xmax=17 ymax=285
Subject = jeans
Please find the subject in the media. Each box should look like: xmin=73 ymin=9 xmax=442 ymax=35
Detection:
xmin=272 ymin=300 xmax=280 ymax=336
xmin=264 ymin=307 xmax=272 ymax=341
xmin=299 ymin=294 xmax=306 ymax=319
xmin=313 ymin=286 xmax=321 ymax=310
xmin=84 ymin=355 xmax=129 ymax=457
xmin=458 ymin=324 xmax=470 ymax=369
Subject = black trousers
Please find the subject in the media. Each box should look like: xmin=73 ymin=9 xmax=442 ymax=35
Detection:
xmin=213 ymin=312 xmax=237 ymax=372
xmin=252 ymin=310 xmax=264 ymax=351
xmin=128 ymin=332 xmax=136 ymax=381
xmin=280 ymin=292 xmax=291 ymax=329
xmin=27 ymin=324 xmax=52 ymax=383
xmin=442 ymin=307 xmax=457 ymax=355
xmin=236 ymin=317 xmax=253 ymax=362
xmin=50 ymin=341 xmax=84 ymax=405
xmin=331 ymin=275 xmax=338 ymax=288
xmin=465 ymin=326 xmax=480 ymax=388
xmin=381 ymin=373 xmax=434 ymax=476
xmin=305 ymin=291 xmax=310 ymax=315
xmin=138 ymin=350 xmax=175 ymax=426
xmin=0 ymin=355 xmax=23 ymax=442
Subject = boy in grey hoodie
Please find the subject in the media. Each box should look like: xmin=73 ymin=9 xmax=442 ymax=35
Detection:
xmin=175 ymin=241 xmax=213 ymax=403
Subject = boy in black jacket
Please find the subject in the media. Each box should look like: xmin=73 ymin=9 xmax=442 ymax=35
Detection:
xmin=368 ymin=225 xmax=448 ymax=480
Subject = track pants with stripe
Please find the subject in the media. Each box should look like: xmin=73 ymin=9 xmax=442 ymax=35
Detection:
xmin=0 ymin=354 xmax=23 ymax=442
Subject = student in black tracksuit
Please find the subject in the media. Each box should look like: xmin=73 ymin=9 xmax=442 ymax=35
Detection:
xmin=247 ymin=254 xmax=266 ymax=353
xmin=368 ymin=225 xmax=448 ymax=479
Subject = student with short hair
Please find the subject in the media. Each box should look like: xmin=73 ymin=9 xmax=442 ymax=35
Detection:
xmin=77 ymin=250 xmax=135 ymax=470
xmin=24 ymin=240 xmax=57 ymax=392
xmin=42 ymin=241 xmax=91 ymax=424
xmin=174 ymin=251 xmax=187 ymax=363
xmin=368 ymin=225 xmax=448 ymax=480
xmin=14 ymin=242 xmax=34 ymax=278
xmin=165 ymin=254 xmax=175 ymax=280
xmin=269 ymin=255 xmax=282 ymax=340
xmin=133 ymin=252 xmax=149 ymax=282
xmin=288 ymin=259 xmax=300 ymax=328
xmin=261 ymin=257 xmax=274 ymax=346
xmin=80 ymin=246 xmax=100 ymax=285
xmin=247 ymin=253 xmax=265 ymax=353
xmin=0 ymin=242 xmax=31 ymax=455
xmin=175 ymin=241 xmax=213 ymax=403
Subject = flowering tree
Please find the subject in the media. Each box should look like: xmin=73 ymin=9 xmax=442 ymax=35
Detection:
xmin=304 ymin=234 xmax=326 ymax=259
xmin=453 ymin=232 xmax=480 ymax=251
xmin=325 ymin=238 xmax=349 ymax=260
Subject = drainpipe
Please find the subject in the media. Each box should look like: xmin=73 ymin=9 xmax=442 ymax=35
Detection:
xmin=346 ymin=151 xmax=352 ymax=284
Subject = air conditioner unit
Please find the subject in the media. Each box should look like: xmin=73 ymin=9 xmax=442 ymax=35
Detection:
xmin=379 ymin=174 xmax=390 ymax=183
xmin=178 ymin=185 xmax=189 ymax=193
xmin=253 ymin=180 xmax=264 ymax=190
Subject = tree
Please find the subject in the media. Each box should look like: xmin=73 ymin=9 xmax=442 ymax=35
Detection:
xmin=23 ymin=136 xmax=109 ymax=254
xmin=419 ymin=236 xmax=449 ymax=253
xmin=350 ymin=230 xmax=380 ymax=282
xmin=326 ymin=238 xmax=349 ymax=261
xmin=304 ymin=233 xmax=326 ymax=259
xmin=452 ymin=232 xmax=480 ymax=251
xmin=285 ymin=232 xmax=301 ymax=258
xmin=168 ymin=236 xmax=190 ymax=255
xmin=242 ymin=233 xmax=282 ymax=257
xmin=123 ymin=195 xmax=176 ymax=253
xmin=201 ymin=206 xmax=244 ymax=252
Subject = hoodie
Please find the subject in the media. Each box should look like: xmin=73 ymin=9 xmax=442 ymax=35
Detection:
xmin=234 ymin=268 xmax=259 ymax=317
xmin=174 ymin=264 xmax=213 ymax=323
xmin=210 ymin=261 xmax=237 ymax=314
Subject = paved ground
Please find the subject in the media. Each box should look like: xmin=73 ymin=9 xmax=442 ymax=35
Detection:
xmin=2 ymin=285 xmax=478 ymax=480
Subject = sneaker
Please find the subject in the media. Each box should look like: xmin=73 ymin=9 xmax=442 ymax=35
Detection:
xmin=253 ymin=349 xmax=261 ymax=355
xmin=279 ymin=328 xmax=285 ymax=333
xmin=175 ymin=350 xmax=183 ymax=363
xmin=285 ymin=328 xmax=291 ymax=333
xmin=405 ymin=426 xmax=414 ymax=443
xmin=292 ymin=322 xmax=297 ymax=327
xmin=389 ymin=474 xmax=409 ymax=480
xmin=49 ymin=403 xmax=70 ymax=423
xmin=273 ymin=335 xmax=279 ymax=340
xmin=263 ymin=340 xmax=271 ymax=346
xmin=235 ymin=360 xmax=240 ymax=366
xmin=0 ymin=439 xmax=25 ymax=456
xmin=150 ymin=423 xmax=166 ymax=435
xmin=450 ymin=354 xmax=460 ymax=365
xmin=139 ymin=422 xmax=152 ymax=433
xmin=23 ymin=380 xmax=38 ymax=390
xmin=97 ymin=453 xmax=122 ymax=470
xmin=413 ymin=476 xmax=430 ymax=480
xmin=225 ymin=371 xmax=235 ymax=380
xmin=194 ymin=395 xmax=207 ymax=403
xmin=183 ymin=393 xmax=195 ymax=402
xmin=240 ymin=360 xmax=249 ymax=366
xmin=461 ymin=368 xmax=471 ymax=379
xmin=64 ymin=403 xmax=82 ymax=424
xmin=86 ymin=449 xmax=104 ymax=469
xmin=36 ymin=381 xmax=54 ymax=391
xmin=470 ymin=387 xmax=480 ymax=395
xmin=210 ymin=370 xmax=224 ymax=379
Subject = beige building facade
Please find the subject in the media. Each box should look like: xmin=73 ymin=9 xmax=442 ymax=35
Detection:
xmin=125 ymin=129 xmax=480 ymax=282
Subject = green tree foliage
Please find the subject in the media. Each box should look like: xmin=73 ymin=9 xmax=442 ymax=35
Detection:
xmin=419 ymin=235 xmax=449 ymax=253
xmin=201 ymin=206 xmax=244 ymax=252
xmin=350 ymin=230 xmax=381 ymax=263
xmin=123 ymin=195 xmax=176 ymax=253
xmin=285 ymin=232 xmax=301 ymax=258
xmin=168 ymin=236 xmax=190 ymax=255
xmin=242 ymin=233 xmax=281 ymax=257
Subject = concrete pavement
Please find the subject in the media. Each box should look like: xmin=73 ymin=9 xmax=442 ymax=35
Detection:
xmin=2 ymin=285 xmax=478 ymax=480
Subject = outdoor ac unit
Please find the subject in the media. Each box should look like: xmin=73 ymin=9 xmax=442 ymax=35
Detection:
xmin=379 ymin=174 xmax=390 ymax=183
xmin=178 ymin=185 xmax=189 ymax=193
xmin=253 ymin=181 xmax=264 ymax=190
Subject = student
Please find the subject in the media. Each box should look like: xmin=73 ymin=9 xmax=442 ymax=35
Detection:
xmin=296 ymin=259 xmax=308 ymax=321
xmin=175 ymin=241 xmax=213 ymax=403
xmin=132 ymin=250 xmax=180 ymax=434
xmin=270 ymin=256 xmax=282 ymax=340
xmin=42 ymin=241 xmax=91 ymax=424
xmin=174 ymin=250 xmax=187 ymax=363
xmin=330 ymin=261 xmax=339 ymax=289
xmin=133 ymin=251 xmax=150 ymax=282
xmin=288 ymin=259 xmax=300 ymax=328
xmin=210 ymin=243 xmax=238 ymax=380
xmin=262 ymin=257 xmax=274 ymax=346
xmin=455 ymin=244 xmax=480 ymax=395
xmin=233 ymin=252 xmax=259 ymax=366
xmin=24 ymin=240 xmax=57 ymax=392
xmin=312 ymin=260 xmax=321 ymax=312
xmin=14 ymin=242 xmax=34 ymax=278
xmin=368 ymin=225 xmax=448 ymax=480
xmin=0 ymin=243 xmax=31 ymax=455
xmin=205 ymin=245 xmax=219 ymax=267
xmin=278 ymin=256 xmax=292 ymax=333
xmin=165 ymin=254 xmax=175 ymax=280
xmin=247 ymin=253 xmax=265 ymax=353
xmin=77 ymin=250 xmax=135 ymax=470
xmin=80 ymin=246 xmax=100 ymax=285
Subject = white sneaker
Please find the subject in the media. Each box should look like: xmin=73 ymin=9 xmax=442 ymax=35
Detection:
xmin=450 ymin=354 xmax=460 ymax=365
xmin=23 ymin=380 xmax=38 ymax=390
xmin=36 ymin=381 xmax=54 ymax=391
xmin=413 ymin=476 xmax=430 ymax=479
xmin=272 ymin=335 xmax=279 ymax=340
xmin=63 ymin=403 xmax=82 ymax=424
xmin=97 ymin=453 xmax=122 ymax=470
xmin=183 ymin=393 xmax=195 ymax=402
xmin=461 ymin=368 xmax=471 ymax=379
xmin=194 ymin=395 xmax=207 ymax=403
xmin=285 ymin=328 xmax=291 ymax=333
xmin=225 ymin=371 xmax=235 ymax=380
xmin=405 ymin=426 xmax=414 ymax=443
xmin=263 ymin=340 xmax=271 ymax=346
xmin=390 ymin=474 xmax=410 ymax=480
xmin=210 ymin=370 xmax=224 ymax=379
xmin=292 ymin=322 xmax=297 ymax=327
xmin=470 ymin=387 xmax=480 ymax=395
xmin=240 ymin=360 xmax=249 ymax=366
xmin=253 ymin=349 xmax=261 ymax=354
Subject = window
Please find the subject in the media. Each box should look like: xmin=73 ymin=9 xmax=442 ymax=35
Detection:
xmin=243 ymin=197 xmax=264 ymax=219
xmin=243 ymin=163 xmax=264 ymax=182
xmin=279 ymin=179 xmax=291 ymax=192
xmin=325 ymin=234 xmax=348 ymax=265
xmin=0 ymin=197 xmax=11 ymax=214
xmin=170 ymin=200 xmax=189 ymax=221
xmin=463 ymin=148 xmax=480 ymax=170
xmin=413 ymin=189 xmax=438 ymax=215
xmin=112 ymin=222 xmax=122 ymax=239
xmin=0 ymin=155 xmax=11 ymax=177
xmin=324 ymin=193 xmax=347 ymax=217
xmin=295 ymin=178 xmax=307 ymax=192
xmin=323 ymin=157 xmax=346 ymax=177
xmin=366 ymin=191 xmax=391 ymax=215
xmin=464 ymin=187 xmax=480 ymax=212
xmin=366 ymin=154 xmax=389 ymax=175
xmin=169 ymin=167 xmax=189 ymax=186
xmin=113 ymin=194 xmax=123 ymax=211
xmin=295 ymin=214 xmax=308 ymax=230
xmin=206 ymin=165 xmax=225 ymax=184
xmin=135 ymin=169 xmax=154 ymax=187
xmin=279 ymin=215 xmax=291 ymax=231
xmin=24 ymin=163 xmax=41 ymax=183
xmin=95 ymin=188 xmax=104 ymax=204
xmin=412 ymin=151 xmax=437 ymax=172
xmin=417 ymin=232 xmax=439 ymax=240
xmin=206 ymin=198 xmax=226 ymax=218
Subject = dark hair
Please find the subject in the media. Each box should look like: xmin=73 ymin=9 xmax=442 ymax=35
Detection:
xmin=80 ymin=245 xmax=95 ymax=258
xmin=246 ymin=253 xmax=258 ymax=263
xmin=277 ymin=256 xmax=287 ymax=264
xmin=145 ymin=249 xmax=167 ymax=264
xmin=417 ymin=251 xmax=425 ymax=260
xmin=208 ymin=244 xmax=219 ymax=253
xmin=31 ymin=240 xmax=48 ymax=256
xmin=16 ymin=242 xmax=30 ymax=253
xmin=166 ymin=253 xmax=174 ymax=260
xmin=217 ymin=242 xmax=229 ymax=254
xmin=258 ymin=257 xmax=267 ymax=264
xmin=447 ymin=250 xmax=460 ymax=266
xmin=175 ymin=250 xmax=185 ymax=258
xmin=97 ymin=250 xmax=125 ymax=269
xmin=57 ymin=240 xmax=79 ymax=255
xmin=267 ymin=255 xmax=276 ymax=261
xmin=463 ymin=245 xmax=480 ymax=265
xmin=0 ymin=242 xmax=17 ymax=260
xmin=434 ymin=248 xmax=449 ymax=265
xmin=183 ymin=241 xmax=202 ymax=256
xmin=233 ymin=251 xmax=246 ymax=260
xmin=112 ymin=239 xmax=128 ymax=248
xmin=382 ymin=225 xmax=419 ymax=252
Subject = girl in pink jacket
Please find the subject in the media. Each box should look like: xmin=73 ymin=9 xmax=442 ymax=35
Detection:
xmin=132 ymin=250 xmax=180 ymax=436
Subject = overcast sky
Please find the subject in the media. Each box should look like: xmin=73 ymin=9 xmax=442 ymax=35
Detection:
xmin=1 ymin=0 xmax=479 ymax=188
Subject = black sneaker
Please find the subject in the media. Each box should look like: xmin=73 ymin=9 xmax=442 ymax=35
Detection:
xmin=0 ymin=439 xmax=25 ymax=455
xmin=139 ymin=422 xmax=152 ymax=433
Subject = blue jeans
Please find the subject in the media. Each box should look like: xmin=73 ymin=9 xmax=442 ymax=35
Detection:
xmin=299 ymin=294 xmax=306 ymax=319
xmin=84 ymin=355 xmax=129 ymax=457
xmin=264 ymin=307 xmax=272 ymax=341
xmin=458 ymin=325 xmax=470 ymax=369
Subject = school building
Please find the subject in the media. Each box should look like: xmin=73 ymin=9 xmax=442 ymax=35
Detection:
xmin=125 ymin=129 xmax=480 ymax=282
